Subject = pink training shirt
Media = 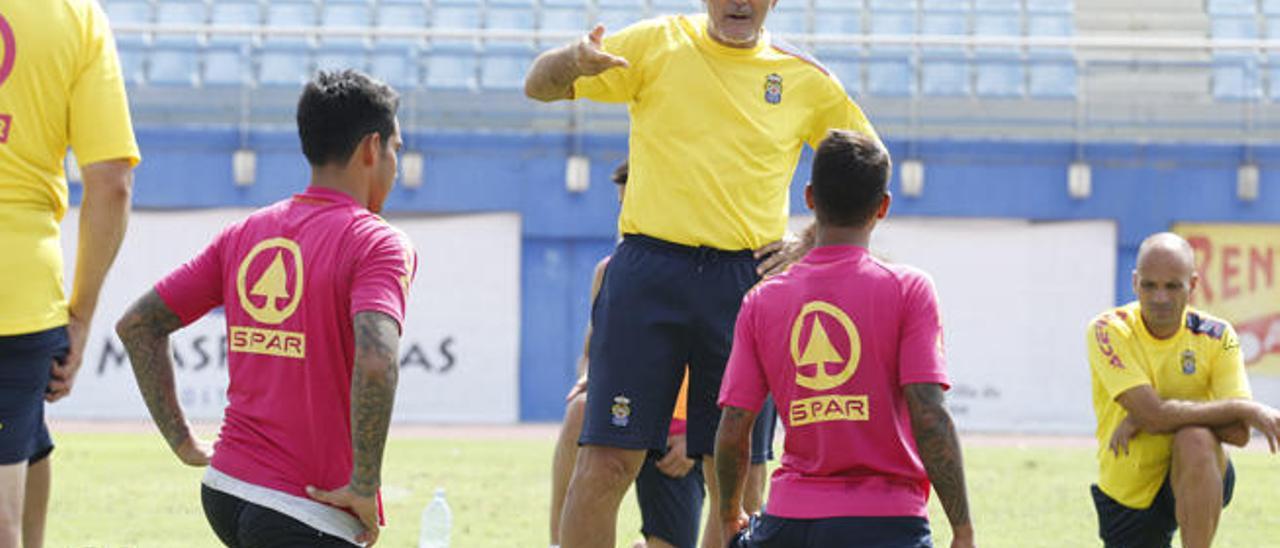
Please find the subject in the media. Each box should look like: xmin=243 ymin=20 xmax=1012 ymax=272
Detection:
xmin=719 ymin=245 xmax=947 ymax=519
xmin=155 ymin=186 xmax=416 ymax=523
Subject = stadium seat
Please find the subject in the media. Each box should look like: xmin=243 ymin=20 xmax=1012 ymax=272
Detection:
xmin=321 ymin=1 xmax=373 ymax=46
xmin=314 ymin=46 xmax=369 ymax=74
xmin=105 ymin=0 xmax=153 ymax=25
xmin=1212 ymin=15 xmax=1261 ymax=39
xmin=869 ymin=8 xmax=917 ymax=36
xmin=974 ymin=0 xmax=1021 ymax=10
xmin=147 ymin=44 xmax=202 ymax=87
xmin=487 ymin=0 xmax=537 ymax=31
xmin=115 ymin=35 xmax=149 ymax=87
xmin=540 ymin=1 xmax=590 ymax=33
xmin=203 ymin=45 xmax=252 ymax=87
xmin=481 ymin=44 xmax=536 ymax=90
xmin=766 ymin=5 xmax=808 ymax=35
xmin=155 ymin=1 xmax=208 ymax=26
xmin=866 ymin=53 xmax=915 ymax=97
xmin=369 ymin=44 xmax=422 ymax=88
xmin=210 ymin=1 xmax=262 ymax=46
xmin=975 ymin=11 xmax=1021 ymax=38
xmin=375 ymin=0 xmax=428 ymax=45
xmin=812 ymin=8 xmax=861 ymax=35
xmin=257 ymin=45 xmax=313 ymax=87
xmin=921 ymin=53 xmax=970 ymax=97
xmin=648 ymin=0 xmax=698 ymax=16
xmin=974 ymin=52 xmax=1025 ymax=97
xmin=1212 ymin=53 xmax=1261 ymax=100
xmin=596 ymin=0 xmax=647 ymax=33
xmin=433 ymin=0 xmax=483 ymax=30
xmin=265 ymin=1 xmax=318 ymax=47
xmin=1027 ymin=53 xmax=1076 ymax=98
xmin=1027 ymin=12 xmax=1072 ymax=36
xmin=1208 ymin=0 xmax=1259 ymax=15
xmin=426 ymin=43 xmax=479 ymax=90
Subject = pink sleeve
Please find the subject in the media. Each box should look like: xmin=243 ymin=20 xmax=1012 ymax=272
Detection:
xmin=154 ymin=233 xmax=226 ymax=326
xmin=898 ymin=272 xmax=950 ymax=389
xmin=350 ymin=227 xmax=417 ymax=331
xmin=718 ymin=292 xmax=770 ymax=412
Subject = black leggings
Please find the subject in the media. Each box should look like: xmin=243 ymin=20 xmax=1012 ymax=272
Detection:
xmin=201 ymin=485 xmax=355 ymax=547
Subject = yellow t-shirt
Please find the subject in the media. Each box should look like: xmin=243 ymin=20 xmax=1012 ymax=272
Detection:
xmin=1087 ymin=302 xmax=1251 ymax=509
xmin=573 ymin=14 xmax=880 ymax=250
xmin=0 ymin=0 xmax=140 ymax=335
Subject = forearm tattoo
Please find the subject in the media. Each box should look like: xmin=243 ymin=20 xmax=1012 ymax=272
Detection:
xmin=905 ymin=384 xmax=972 ymax=528
xmin=715 ymin=406 xmax=756 ymax=516
xmin=349 ymin=311 xmax=401 ymax=497
xmin=117 ymin=290 xmax=187 ymax=450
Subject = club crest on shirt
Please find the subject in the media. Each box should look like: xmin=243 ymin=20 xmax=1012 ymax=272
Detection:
xmin=1181 ymin=349 xmax=1197 ymax=375
xmin=611 ymin=395 xmax=632 ymax=427
xmin=764 ymin=73 xmax=783 ymax=104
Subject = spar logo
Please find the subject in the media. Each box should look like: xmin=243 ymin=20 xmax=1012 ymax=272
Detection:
xmin=787 ymin=300 xmax=868 ymax=426
xmin=231 ymin=238 xmax=306 ymax=359
xmin=0 ymin=13 xmax=16 ymax=143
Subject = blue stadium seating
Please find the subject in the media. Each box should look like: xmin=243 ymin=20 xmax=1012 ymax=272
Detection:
xmin=487 ymin=1 xmax=538 ymax=31
xmin=209 ymin=1 xmax=261 ymax=46
xmin=434 ymin=0 xmax=483 ymax=30
xmin=1027 ymin=52 xmax=1076 ymax=98
xmin=767 ymin=5 xmax=808 ymax=35
xmin=1213 ymin=53 xmax=1261 ymax=100
xmin=814 ymin=47 xmax=861 ymax=96
xmin=315 ymin=46 xmax=369 ymax=74
xmin=811 ymin=7 xmax=861 ymax=35
xmin=147 ymin=44 xmax=201 ymax=87
xmin=204 ymin=45 xmax=251 ymax=86
xmin=321 ymin=1 xmax=373 ymax=46
xmin=975 ymin=52 xmax=1025 ymax=97
xmin=370 ymin=44 xmax=422 ymax=88
xmin=115 ymin=35 xmax=149 ymax=86
xmin=257 ymin=44 xmax=313 ymax=87
xmin=1267 ymin=0 xmax=1280 ymax=14
xmin=648 ymin=0 xmax=698 ymax=16
xmin=264 ymin=1 xmax=317 ymax=47
xmin=426 ymin=43 xmax=479 ymax=90
xmin=481 ymin=44 xmax=536 ymax=90
xmin=597 ymin=0 xmax=647 ymax=32
xmin=540 ymin=0 xmax=589 ymax=33
xmin=105 ymin=0 xmax=153 ymax=25
xmin=155 ymin=1 xmax=207 ymax=26
xmin=375 ymin=0 xmax=428 ymax=46
xmin=1209 ymin=0 xmax=1259 ymax=15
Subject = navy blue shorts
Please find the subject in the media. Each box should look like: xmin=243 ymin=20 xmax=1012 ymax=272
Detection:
xmin=581 ymin=234 xmax=760 ymax=456
xmin=730 ymin=513 xmax=933 ymax=548
xmin=751 ymin=397 xmax=777 ymax=464
xmin=0 ymin=326 xmax=66 ymax=465
xmin=1091 ymin=461 xmax=1236 ymax=548
xmin=635 ymin=450 xmax=705 ymax=547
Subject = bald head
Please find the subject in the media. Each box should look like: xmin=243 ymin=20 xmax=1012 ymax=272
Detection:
xmin=1132 ymin=232 xmax=1198 ymax=338
xmin=1136 ymin=232 xmax=1195 ymax=275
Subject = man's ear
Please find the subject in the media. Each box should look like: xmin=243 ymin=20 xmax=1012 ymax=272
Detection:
xmin=804 ymin=182 xmax=815 ymax=211
xmin=361 ymin=133 xmax=381 ymax=166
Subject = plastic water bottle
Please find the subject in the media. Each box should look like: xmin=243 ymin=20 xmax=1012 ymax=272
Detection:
xmin=418 ymin=487 xmax=452 ymax=548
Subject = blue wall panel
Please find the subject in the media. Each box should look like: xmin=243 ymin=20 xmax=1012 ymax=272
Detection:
xmin=86 ymin=127 xmax=1280 ymax=420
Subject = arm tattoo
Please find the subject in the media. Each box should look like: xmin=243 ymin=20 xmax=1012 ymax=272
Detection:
xmin=715 ymin=406 xmax=757 ymax=517
xmin=349 ymin=311 xmax=401 ymax=497
xmin=905 ymin=383 xmax=972 ymax=529
xmin=116 ymin=290 xmax=187 ymax=450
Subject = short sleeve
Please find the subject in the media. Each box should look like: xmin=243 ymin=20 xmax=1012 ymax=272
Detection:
xmin=804 ymin=77 xmax=881 ymax=151
xmin=571 ymin=19 xmax=661 ymax=104
xmin=718 ymin=292 xmax=769 ymax=412
xmin=898 ymin=273 xmax=949 ymax=388
xmin=69 ymin=1 xmax=140 ymax=167
xmin=350 ymin=227 xmax=417 ymax=332
xmin=155 ymin=232 xmax=227 ymax=326
xmin=1211 ymin=325 xmax=1252 ymax=400
xmin=1087 ymin=318 xmax=1150 ymax=400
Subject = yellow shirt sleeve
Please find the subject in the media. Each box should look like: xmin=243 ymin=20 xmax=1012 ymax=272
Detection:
xmin=1211 ymin=325 xmax=1252 ymax=400
xmin=1088 ymin=319 xmax=1150 ymax=400
xmin=804 ymin=76 xmax=881 ymax=150
xmin=68 ymin=0 xmax=140 ymax=167
xmin=571 ymin=19 xmax=662 ymax=104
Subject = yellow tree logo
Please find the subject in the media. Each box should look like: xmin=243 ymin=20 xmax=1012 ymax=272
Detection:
xmin=789 ymin=301 xmax=861 ymax=391
xmin=236 ymin=238 xmax=304 ymax=324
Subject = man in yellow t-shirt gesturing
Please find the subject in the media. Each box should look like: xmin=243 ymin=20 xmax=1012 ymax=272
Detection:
xmin=1087 ymin=232 xmax=1280 ymax=548
xmin=0 ymin=1 xmax=140 ymax=545
xmin=525 ymin=0 xmax=880 ymax=545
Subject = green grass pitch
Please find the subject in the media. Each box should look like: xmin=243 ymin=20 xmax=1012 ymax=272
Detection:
xmin=44 ymin=432 xmax=1280 ymax=547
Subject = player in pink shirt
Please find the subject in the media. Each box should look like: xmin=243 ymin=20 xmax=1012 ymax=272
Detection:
xmin=715 ymin=130 xmax=975 ymax=547
xmin=115 ymin=70 xmax=415 ymax=547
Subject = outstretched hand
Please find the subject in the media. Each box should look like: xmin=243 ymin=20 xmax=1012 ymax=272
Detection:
xmin=573 ymin=25 xmax=630 ymax=76
xmin=307 ymin=484 xmax=381 ymax=545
